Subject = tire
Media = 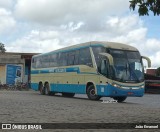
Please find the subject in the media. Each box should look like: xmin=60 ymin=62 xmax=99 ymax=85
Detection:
xmin=44 ymin=83 xmax=55 ymax=96
xmin=62 ymin=92 xmax=75 ymax=97
xmin=113 ymin=96 xmax=127 ymax=103
xmin=87 ymin=85 xmax=101 ymax=101
xmin=39 ymin=83 xmax=45 ymax=95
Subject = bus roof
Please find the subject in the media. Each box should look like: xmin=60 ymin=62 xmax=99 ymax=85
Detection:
xmin=33 ymin=41 xmax=138 ymax=57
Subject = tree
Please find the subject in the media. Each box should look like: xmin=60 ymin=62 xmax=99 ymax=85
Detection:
xmin=130 ymin=0 xmax=160 ymax=16
xmin=156 ymin=67 xmax=160 ymax=76
xmin=0 ymin=42 xmax=6 ymax=53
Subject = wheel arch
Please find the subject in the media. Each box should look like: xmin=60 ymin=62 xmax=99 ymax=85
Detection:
xmin=44 ymin=81 xmax=49 ymax=86
xmin=38 ymin=81 xmax=43 ymax=90
xmin=44 ymin=81 xmax=51 ymax=91
xmin=86 ymin=82 xmax=97 ymax=94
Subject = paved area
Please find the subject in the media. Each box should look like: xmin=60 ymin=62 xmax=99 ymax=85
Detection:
xmin=0 ymin=90 xmax=159 ymax=131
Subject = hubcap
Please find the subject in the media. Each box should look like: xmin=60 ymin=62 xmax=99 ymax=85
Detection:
xmin=90 ymin=89 xmax=95 ymax=96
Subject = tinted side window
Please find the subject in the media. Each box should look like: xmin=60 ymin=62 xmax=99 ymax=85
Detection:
xmin=59 ymin=52 xmax=67 ymax=66
xmin=36 ymin=57 xmax=42 ymax=68
xmin=50 ymin=54 xmax=58 ymax=67
xmin=67 ymin=51 xmax=75 ymax=66
xmin=74 ymin=50 xmax=79 ymax=65
xmin=79 ymin=48 xmax=92 ymax=67
xmin=41 ymin=55 xmax=50 ymax=68
xmin=31 ymin=58 xmax=36 ymax=68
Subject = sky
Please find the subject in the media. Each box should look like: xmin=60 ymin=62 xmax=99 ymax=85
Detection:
xmin=0 ymin=0 xmax=160 ymax=68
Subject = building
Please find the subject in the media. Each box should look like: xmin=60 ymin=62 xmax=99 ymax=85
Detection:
xmin=145 ymin=68 xmax=160 ymax=94
xmin=0 ymin=52 xmax=39 ymax=85
xmin=146 ymin=68 xmax=157 ymax=76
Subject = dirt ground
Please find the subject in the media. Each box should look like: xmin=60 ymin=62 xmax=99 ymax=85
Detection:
xmin=0 ymin=90 xmax=159 ymax=131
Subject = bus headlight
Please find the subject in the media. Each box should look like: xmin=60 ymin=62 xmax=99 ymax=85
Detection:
xmin=140 ymin=85 xmax=144 ymax=88
xmin=112 ymin=83 xmax=121 ymax=88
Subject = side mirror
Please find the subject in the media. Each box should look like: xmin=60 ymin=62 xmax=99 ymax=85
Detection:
xmin=99 ymin=53 xmax=114 ymax=66
xmin=141 ymin=56 xmax=151 ymax=68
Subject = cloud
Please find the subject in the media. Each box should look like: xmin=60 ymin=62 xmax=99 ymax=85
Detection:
xmin=3 ymin=0 xmax=159 ymax=67
xmin=106 ymin=15 xmax=144 ymax=35
xmin=0 ymin=8 xmax=16 ymax=35
xmin=7 ymin=15 xmax=145 ymax=52
xmin=144 ymin=39 xmax=160 ymax=67
xmin=9 ymin=14 xmax=160 ymax=67
xmin=14 ymin=0 xmax=129 ymax=25
xmin=6 ymin=30 xmax=62 ymax=53
xmin=150 ymin=51 xmax=160 ymax=68
xmin=105 ymin=16 xmax=159 ymax=67
xmin=0 ymin=0 xmax=14 ymax=9
xmin=146 ymin=39 xmax=160 ymax=54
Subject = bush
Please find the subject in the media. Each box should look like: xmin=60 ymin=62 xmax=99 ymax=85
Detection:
xmin=156 ymin=67 xmax=160 ymax=77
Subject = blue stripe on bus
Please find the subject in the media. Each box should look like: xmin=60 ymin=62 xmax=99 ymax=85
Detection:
xmin=31 ymin=83 xmax=39 ymax=91
xmin=31 ymin=83 xmax=86 ymax=94
xmin=31 ymin=67 xmax=79 ymax=74
xmin=50 ymin=84 xmax=86 ymax=94
xmin=31 ymin=67 xmax=98 ymax=75
xmin=31 ymin=70 xmax=39 ymax=74
xmin=31 ymin=83 xmax=144 ymax=97
xmin=66 ymin=67 xmax=80 ymax=73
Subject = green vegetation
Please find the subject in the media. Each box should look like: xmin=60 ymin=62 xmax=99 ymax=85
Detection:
xmin=0 ymin=42 xmax=6 ymax=53
xmin=156 ymin=67 xmax=160 ymax=76
xmin=130 ymin=0 xmax=160 ymax=16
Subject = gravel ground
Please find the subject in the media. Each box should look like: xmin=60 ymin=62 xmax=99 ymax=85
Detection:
xmin=0 ymin=90 xmax=159 ymax=132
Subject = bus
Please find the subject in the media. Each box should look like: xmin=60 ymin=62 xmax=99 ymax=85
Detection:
xmin=31 ymin=41 xmax=151 ymax=102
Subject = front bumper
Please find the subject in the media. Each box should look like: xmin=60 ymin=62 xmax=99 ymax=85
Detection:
xmin=97 ymin=84 xmax=144 ymax=97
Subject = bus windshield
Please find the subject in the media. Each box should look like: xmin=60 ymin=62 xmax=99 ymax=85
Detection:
xmin=109 ymin=49 xmax=144 ymax=83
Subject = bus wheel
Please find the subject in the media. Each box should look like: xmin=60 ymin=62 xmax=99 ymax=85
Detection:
xmin=87 ymin=85 xmax=101 ymax=101
xmin=44 ymin=83 xmax=54 ymax=96
xmin=113 ymin=96 xmax=127 ymax=103
xmin=39 ymin=83 xmax=45 ymax=95
xmin=62 ymin=93 xmax=75 ymax=97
